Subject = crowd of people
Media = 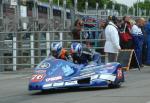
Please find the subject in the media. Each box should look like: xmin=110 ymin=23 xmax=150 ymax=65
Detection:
xmin=49 ymin=16 xmax=150 ymax=67
xmin=100 ymin=16 xmax=150 ymax=67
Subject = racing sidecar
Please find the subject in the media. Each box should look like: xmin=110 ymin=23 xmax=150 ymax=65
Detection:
xmin=29 ymin=57 xmax=125 ymax=91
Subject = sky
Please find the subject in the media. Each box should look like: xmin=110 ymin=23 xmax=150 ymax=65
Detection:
xmin=115 ymin=0 xmax=144 ymax=7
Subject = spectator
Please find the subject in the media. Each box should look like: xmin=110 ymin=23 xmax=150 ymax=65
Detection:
xmin=99 ymin=19 xmax=107 ymax=39
xmin=104 ymin=16 xmax=121 ymax=62
xmin=119 ymin=16 xmax=133 ymax=49
xmin=129 ymin=19 xmax=136 ymax=27
xmin=100 ymin=19 xmax=107 ymax=29
xmin=140 ymin=18 xmax=147 ymax=64
xmin=71 ymin=19 xmax=84 ymax=42
xmin=145 ymin=18 xmax=150 ymax=65
xmin=131 ymin=18 xmax=145 ymax=67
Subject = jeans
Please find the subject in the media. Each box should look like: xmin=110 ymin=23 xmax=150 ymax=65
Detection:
xmin=132 ymin=35 xmax=144 ymax=65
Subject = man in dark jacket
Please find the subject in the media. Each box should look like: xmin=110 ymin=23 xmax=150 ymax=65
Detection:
xmin=71 ymin=19 xmax=83 ymax=42
xmin=145 ymin=18 xmax=150 ymax=65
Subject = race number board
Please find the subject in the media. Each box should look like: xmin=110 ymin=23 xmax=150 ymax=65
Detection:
xmin=117 ymin=49 xmax=140 ymax=71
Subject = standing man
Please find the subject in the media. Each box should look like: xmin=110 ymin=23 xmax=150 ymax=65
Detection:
xmin=145 ymin=18 xmax=150 ymax=65
xmin=104 ymin=16 xmax=121 ymax=62
xmin=71 ymin=19 xmax=84 ymax=42
xmin=131 ymin=18 xmax=145 ymax=67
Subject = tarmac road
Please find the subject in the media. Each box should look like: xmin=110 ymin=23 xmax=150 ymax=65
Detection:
xmin=0 ymin=67 xmax=150 ymax=103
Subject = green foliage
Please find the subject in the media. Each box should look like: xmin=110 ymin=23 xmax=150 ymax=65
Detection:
xmin=38 ymin=0 xmax=112 ymax=10
xmin=39 ymin=0 xmax=48 ymax=2
xmin=38 ymin=0 xmax=129 ymax=15
xmin=132 ymin=0 xmax=150 ymax=16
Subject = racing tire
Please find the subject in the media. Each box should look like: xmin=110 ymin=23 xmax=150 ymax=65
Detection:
xmin=108 ymin=82 xmax=121 ymax=88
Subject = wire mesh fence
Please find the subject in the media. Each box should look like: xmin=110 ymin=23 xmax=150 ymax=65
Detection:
xmin=0 ymin=30 xmax=106 ymax=71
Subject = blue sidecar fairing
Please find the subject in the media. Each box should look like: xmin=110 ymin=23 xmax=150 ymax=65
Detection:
xmin=29 ymin=58 xmax=125 ymax=90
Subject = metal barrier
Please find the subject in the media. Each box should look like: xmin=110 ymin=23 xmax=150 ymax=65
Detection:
xmin=0 ymin=1 xmax=107 ymax=72
xmin=0 ymin=30 xmax=106 ymax=71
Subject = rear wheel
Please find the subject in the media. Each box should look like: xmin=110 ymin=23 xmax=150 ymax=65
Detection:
xmin=108 ymin=81 xmax=122 ymax=88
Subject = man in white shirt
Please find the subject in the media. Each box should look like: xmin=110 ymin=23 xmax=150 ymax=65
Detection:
xmin=131 ymin=18 xmax=145 ymax=66
xmin=104 ymin=16 xmax=121 ymax=62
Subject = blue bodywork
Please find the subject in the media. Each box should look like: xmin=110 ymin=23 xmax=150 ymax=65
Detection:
xmin=29 ymin=58 xmax=125 ymax=90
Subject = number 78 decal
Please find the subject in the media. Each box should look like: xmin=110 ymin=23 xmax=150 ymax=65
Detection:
xmin=31 ymin=74 xmax=45 ymax=82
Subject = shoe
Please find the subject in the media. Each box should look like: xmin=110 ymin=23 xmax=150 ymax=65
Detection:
xmin=140 ymin=65 xmax=144 ymax=67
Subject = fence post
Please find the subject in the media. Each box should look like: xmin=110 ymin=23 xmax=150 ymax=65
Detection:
xmin=30 ymin=34 xmax=35 ymax=68
xmin=85 ymin=1 xmax=88 ymax=14
xmin=13 ymin=33 xmax=17 ymax=71
xmin=74 ymin=0 xmax=77 ymax=19
xmin=0 ymin=0 xmax=4 ymax=71
xmin=59 ymin=32 xmax=63 ymax=45
xmin=46 ymin=32 xmax=50 ymax=56
xmin=47 ymin=0 xmax=53 ymax=56
xmin=133 ymin=7 xmax=135 ymax=16
xmin=63 ymin=0 xmax=66 ymax=30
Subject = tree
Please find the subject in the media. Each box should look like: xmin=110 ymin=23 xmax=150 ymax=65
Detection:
xmin=39 ymin=0 xmax=112 ymax=10
xmin=38 ymin=0 xmax=128 ymax=15
xmin=132 ymin=0 xmax=150 ymax=16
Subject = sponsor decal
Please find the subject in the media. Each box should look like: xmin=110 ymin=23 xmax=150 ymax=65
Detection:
xmin=45 ymin=76 xmax=62 ymax=82
xmin=85 ymin=64 xmax=95 ymax=68
xmin=53 ymin=82 xmax=64 ymax=87
xmin=91 ymin=75 xmax=99 ymax=80
xmin=56 ymin=63 xmax=63 ymax=68
xmin=81 ymin=65 xmax=102 ymax=72
xmin=62 ymin=65 xmax=74 ymax=76
xmin=39 ymin=62 xmax=50 ymax=69
xmin=31 ymin=74 xmax=45 ymax=82
xmin=105 ymin=63 xmax=117 ymax=67
xmin=99 ymin=70 xmax=108 ymax=73
xmin=80 ymin=71 xmax=95 ymax=76
xmin=35 ymin=70 xmax=46 ymax=74
xmin=73 ymin=72 xmax=95 ymax=79
xmin=99 ymin=74 xmax=116 ymax=81
xmin=43 ymin=83 xmax=52 ymax=88
xmin=105 ymin=66 xmax=115 ymax=70
xmin=48 ymin=63 xmax=63 ymax=75
xmin=117 ymin=68 xmax=123 ymax=79
xmin=65 ymin=81 xmax=77 ymax=86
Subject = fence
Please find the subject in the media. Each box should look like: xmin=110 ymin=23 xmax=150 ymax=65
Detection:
xmin=0 ymin=30 xmax=106 ymax=71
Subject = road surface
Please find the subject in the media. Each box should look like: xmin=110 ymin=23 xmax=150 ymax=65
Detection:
xmin=0 ymin=67 xmax=150 ymax=103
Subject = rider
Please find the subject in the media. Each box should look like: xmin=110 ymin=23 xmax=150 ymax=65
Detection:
xmin=70 ymin=42 xmax=93 ymax=65
xmin=50 ymin=42 xmax=72 ymax=61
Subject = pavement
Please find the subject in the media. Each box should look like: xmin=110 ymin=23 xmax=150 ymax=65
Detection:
xmin=0 ymin=68 xmax=32 ymax=74
xmin=0 ymin=68 xmax=32 ymax=80
xmin=0 ymin=65 xmax=150 ymax=103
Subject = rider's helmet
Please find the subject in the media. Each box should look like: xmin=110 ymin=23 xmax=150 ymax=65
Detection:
xmin=71 ymin=42 xmax=82 ymax=57
xmin=51 ymin=42 xmax=62 ymax=57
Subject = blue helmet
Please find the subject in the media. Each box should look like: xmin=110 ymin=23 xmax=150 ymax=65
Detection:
xmin=51 ymin=42 xmax=62 ymax=54
xmin=71 ymin=42 xmax=82 ymax=55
